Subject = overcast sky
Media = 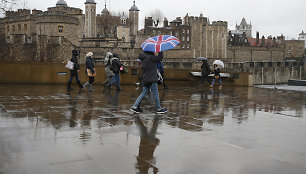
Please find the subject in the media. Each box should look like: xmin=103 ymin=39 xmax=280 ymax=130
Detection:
xmin=19 ymin=0 xmax=306 ymax=39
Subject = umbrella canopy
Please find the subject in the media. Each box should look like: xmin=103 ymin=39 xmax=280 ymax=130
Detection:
xmin=213 ymin=60 xmax=224 ymax=68
xmin=141 ymin=35 xmax=180 ymax=52
xmin=196 ymin=57 xmax=208 ymax=61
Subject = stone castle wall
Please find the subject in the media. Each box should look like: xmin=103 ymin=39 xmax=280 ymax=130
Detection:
xmin=226 ymin=46 xmax=285 ymax=63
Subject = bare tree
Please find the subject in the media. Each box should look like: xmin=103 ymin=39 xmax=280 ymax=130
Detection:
xmin=96 ymin=13 xmax=120 ymax=38
xmin=150 ymin=9 xmax=164 ymax=27
xmin=0 ymin=0 xmax=20 ymax=17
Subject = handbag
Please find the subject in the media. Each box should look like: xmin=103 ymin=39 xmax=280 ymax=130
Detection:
xmin=157 ymin=69 xmax=164 ymax=84
xmin=87 ymin=68 xmax=96 ymax=77
xmin=65 ymin=60 xmax=74 ymax=70
xmin=120 ymin=65 xmax=128 ymax=74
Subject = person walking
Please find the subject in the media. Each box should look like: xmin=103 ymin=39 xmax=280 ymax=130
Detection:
xmin=82 ymin=52 xmax=95 ymax=92
xmin=103 ymin=52 xmax=114 ymax=87
xmin=210 ymin=64 xmax=223 ymax=89
xmin=130 ymin=51 xmax=167 ymax=114
xmin=107 ymin=53 xmax=123 ymax=91
xmin=67 ymin=49 xmax=83 ymax=92
xmin=201 ymin=59 xmax=211 ymax=86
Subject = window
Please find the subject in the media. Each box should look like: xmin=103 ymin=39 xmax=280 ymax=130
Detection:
xmin=300 ymin=46 xmax=302 ymax=50
xmin=187 ymin=36 xmax=189 ymax=41
xmin=170 ymin=31 xmax=172 ymax=35
xmin=182 ymin=36 xmax=185 ymax=41
xmin=18 ymin=24 xmax=21 ymax=32
xmin=288 ymin=46 xmax=291 ymax=51
xmin=187 ymin=30 xmax=190 ymax=34
xmin=182 ymin=44 xmax=185 ymax=48
xmin=58 ymin=26 xmax=64 ymax=33
xmin=12 ymin=25 xmax=15 ymax=32
xmin=182 ymin=29 xmax=185 ymax=33
xmin=153 ymin=30 xmax=156 ymax=35
xmin=158 ymin=30 xmax=161 ymax=35
xmin=7 ymin=25 xmax=9 ymax=32
xmin=24 ymin=24 xmax=27 ymax=31
xmin=121 ymin=19 xmax=126 ymax=25
xmin=187 ymin=44 xmax=189 ymax=48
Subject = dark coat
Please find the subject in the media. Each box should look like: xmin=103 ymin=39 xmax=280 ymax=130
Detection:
xmin=86 ymin=57 xmax=95 ymax=74
xmin=111 ymin=57 xmax=122 ymax=74
xmin=201 ymin=61 xmax=211 ymax=76
xmin=213 ymin=67 xmax=221 ymax=77
xmin=139 ymin=52 xmax=163 ymax=84
xmin=70 ymin=54 xmax=80 ymax=75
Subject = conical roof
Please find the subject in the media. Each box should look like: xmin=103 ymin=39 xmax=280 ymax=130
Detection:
xmin=102 ymin=4 xmax=109 ymax=13
xmin=240 ymin=17 xmax=247 ymax=26
xmin=129 ymin=1 xmax=139 ymax=11
xmin=56 ymin=0 xmax=68 ymax=7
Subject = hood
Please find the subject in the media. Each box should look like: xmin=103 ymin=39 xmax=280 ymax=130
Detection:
xmin=105 ymin=52 xmax=113 ymax=59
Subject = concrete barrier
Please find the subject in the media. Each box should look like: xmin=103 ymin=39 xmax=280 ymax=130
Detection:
xmin=0 ymin=62 xmax=253 ymax=86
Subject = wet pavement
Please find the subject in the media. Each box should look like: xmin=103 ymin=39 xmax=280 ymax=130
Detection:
xmin=0 ymin=84 xmax=306 ymax=174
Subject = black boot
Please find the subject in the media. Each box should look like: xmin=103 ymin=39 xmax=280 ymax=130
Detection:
xmin=116 ymin=86 xmax=122 ymax=91
xmin=67 ymin=82 xmax=72 ymax=92
xmin=77 ymin=81 xmax=83 ymax=89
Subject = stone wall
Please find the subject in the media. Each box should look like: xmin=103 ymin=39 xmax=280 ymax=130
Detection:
xmin=226 ymin=61 xmax=304 ymax=84
xmin=226 ymin=47 xmax=285 ymax=63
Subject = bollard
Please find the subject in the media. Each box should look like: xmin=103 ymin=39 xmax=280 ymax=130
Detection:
xmin=261 ymin=68 xmax=264 ymax=85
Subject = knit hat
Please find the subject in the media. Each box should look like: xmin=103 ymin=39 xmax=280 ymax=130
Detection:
xmin=86 ymin=52 xmax=93 ymax=57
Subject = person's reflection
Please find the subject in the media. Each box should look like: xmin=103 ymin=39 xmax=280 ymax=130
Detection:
xmin=135 ymin=115 xmax=161 ymax=174
xmin=68 ymin=94 xmax=78 ymax=128
xmin=80 ymin=93 xmax=93 ymax=143
xmin=208 ymin=89 xmax=224 ymax=125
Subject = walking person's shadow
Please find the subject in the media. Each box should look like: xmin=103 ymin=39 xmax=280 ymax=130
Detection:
xmin=134 ymin=115 xmax=161 ymax=174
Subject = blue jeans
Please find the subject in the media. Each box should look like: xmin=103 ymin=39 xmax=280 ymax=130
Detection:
xmin=68 ymin=73 xmax=80 ymax=83
xmin=109 ymin=73 xmax=120 ymax=87
xmin=211 ymin=78 xmax=222 ymax=86
xmin=132 ymin=82 xmax=161 ymax=110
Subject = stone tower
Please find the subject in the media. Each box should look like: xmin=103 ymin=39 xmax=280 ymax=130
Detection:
xmin=129 ymin=0 xmax=139 ymax=36
xmin=85 ymin=0 xmax=96 ymax=38
xmin=235 ymin=17 xmax=252 ymax=38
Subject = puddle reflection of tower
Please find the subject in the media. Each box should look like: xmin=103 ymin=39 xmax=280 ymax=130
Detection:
xmin=134 ymin=115 xmax=161 ymax=174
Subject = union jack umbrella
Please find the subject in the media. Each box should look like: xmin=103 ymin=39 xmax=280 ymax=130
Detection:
xmin=141 ymin=35 xmax=180 ymax=52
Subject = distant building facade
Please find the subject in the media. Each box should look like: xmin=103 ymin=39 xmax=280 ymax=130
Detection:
xmin=230 ymin=17 xmax=252 ymax=38
xmin=298 ymin=30 xmax=306 ymax=49
xmin=0 ymin=0 xmax=304 ymax=64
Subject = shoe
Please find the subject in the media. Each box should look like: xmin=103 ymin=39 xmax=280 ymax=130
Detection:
xmin=83 ymin=82 xmax=89 ymax=89
xmin=157 ymin=108 xmax=167 ymax=114
xmin=116 ymin=87 xmax=122 ymax=91
xmin=130 ymin=107 xmax=142 ymax=114
xmin=88 ymin=84 xmax=95 ymax=92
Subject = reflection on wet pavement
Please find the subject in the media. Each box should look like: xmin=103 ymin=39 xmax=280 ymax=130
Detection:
xmin=0 ymin=84 xmax=306 ymax=174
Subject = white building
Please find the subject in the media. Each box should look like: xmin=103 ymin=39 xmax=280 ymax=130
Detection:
xmin=298 ymin=30 xmax=306 ymax=49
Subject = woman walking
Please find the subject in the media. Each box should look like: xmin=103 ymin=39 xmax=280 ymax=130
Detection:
xmin=130 ymin=51 xmax=167 ymax=114
xmin=103 ymin=52 xmax=114 ymax=87
xmin=82 ymin=52 xmax=95 ymax=92
xmin=67 ymin=49 xmax=83 ymax=92
xmin=210 ymin=64 xmax=223 ymax=89
xmin=107 ymin=53 xmax=123 ymax=91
